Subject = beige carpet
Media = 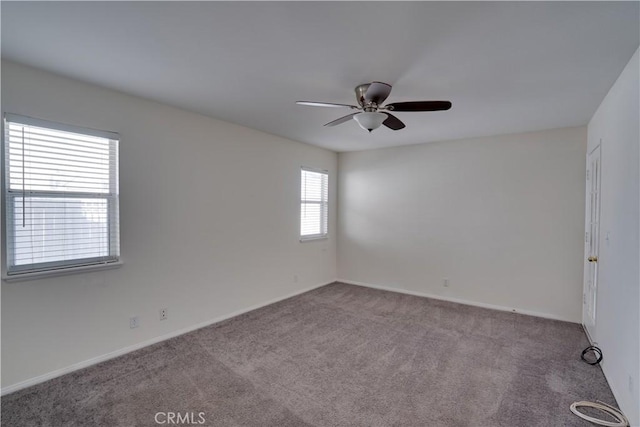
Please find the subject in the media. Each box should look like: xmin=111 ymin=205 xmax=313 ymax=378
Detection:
xmin=2 ymin=282 xmax=617 ymax=426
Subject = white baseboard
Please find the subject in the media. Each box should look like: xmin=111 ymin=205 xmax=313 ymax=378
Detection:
xmin=1 ymin=280 xmax=335 ymax=396
xmin=337 ymin=278 xmax=577 ymax=323
xmin=579 ymin=327 xmax=635 ymax=423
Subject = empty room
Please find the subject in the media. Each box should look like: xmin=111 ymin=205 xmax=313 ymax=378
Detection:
xmin=1 ymin=2 xmax=639 ymax=426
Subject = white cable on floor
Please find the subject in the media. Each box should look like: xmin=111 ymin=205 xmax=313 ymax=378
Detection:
xmin=570 ymin=400 xmax=629 ymax=427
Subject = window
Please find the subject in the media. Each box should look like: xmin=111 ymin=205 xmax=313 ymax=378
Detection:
xmin=3 ymin=114 xmax=120 ymax=277
xmin=300 ymin=167 xmax=328 ymax=240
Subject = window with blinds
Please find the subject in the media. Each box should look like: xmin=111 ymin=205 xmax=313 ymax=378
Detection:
xmin=4 ymin=114 xmax=120 ymax=276
xmin=300 ymin=167 xmax=328 ymax=241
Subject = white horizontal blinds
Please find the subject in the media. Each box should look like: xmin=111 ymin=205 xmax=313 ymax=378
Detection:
xmin=4 ymin=114 xmax=120 ymax=275
xmin=300 ymin=167 xmax=328 ymax=239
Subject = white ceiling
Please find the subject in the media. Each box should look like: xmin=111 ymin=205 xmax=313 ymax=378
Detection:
xmin=2 ymin=2 xmax=638 ymax=152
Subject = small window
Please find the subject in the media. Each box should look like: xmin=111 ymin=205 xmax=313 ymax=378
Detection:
xmin=300 ymin=167 xmax=328 ymax=241
xmin=3 ymin=114 xmax=120 ymax=277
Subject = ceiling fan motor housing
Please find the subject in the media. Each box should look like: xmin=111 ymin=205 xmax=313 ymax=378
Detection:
xmin=355 ymin=83 xmax=372 ymax=107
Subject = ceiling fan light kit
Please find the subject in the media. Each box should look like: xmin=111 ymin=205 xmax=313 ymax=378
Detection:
xmin=296 ymin=81 xmax=452 ymax=133
xmin=354 ymin=111 xmax=387 ymax=132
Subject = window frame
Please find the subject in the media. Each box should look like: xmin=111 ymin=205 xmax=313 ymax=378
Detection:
xmin=300 ymin=166 xmax=329 ymax=242
xmin=3 ymin=113 xmax=121 ymax=280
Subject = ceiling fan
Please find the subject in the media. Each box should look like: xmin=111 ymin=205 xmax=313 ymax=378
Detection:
xmin=296 ymin=82 xmax=452 ymax=133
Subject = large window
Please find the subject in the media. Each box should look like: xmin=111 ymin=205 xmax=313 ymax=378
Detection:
xmin=300 ymin=167 xmax=328 ymax=241
xmin=3 ymin=114 xmax=120 ymax=277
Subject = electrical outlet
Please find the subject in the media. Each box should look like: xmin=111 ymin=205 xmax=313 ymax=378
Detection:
xmin=160 ymin=308 xmax=168 ymax=321
xmin=629 ymin=375 xmax=634 ymax=393
xmin=443 ymin=278 xmax=450 ymax=287
xmin=129 ymin=316 xmax=140 ymax=329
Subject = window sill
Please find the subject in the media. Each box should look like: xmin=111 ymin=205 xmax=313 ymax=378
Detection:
xmin=2 ymin=261 xmax=123 ymax=283
xmin=300 ymin=236 xmax=328 ymax=242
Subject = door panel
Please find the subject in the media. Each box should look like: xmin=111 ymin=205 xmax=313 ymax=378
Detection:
xmin=583 ymin=145 xmax=600 ymax=340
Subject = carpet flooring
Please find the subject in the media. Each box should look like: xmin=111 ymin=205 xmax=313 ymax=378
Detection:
xmin=2 ymin=282 xmax=618 ymax=426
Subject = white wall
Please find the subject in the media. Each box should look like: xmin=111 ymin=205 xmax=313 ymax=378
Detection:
xmin=1 ymin=61 xmax=337 ymax=391
xmin=587 ymin=47 xmax=639 ymax=425
xmin=338 ymin=126 xmax=587 ymax=322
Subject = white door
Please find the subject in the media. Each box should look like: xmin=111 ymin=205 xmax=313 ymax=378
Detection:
xmin=583 ymin=145 xmax=601 ymax=340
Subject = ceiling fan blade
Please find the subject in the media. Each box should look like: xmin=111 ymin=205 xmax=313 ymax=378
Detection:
xmin=296 ymin=101 xmax=358 ymax=109
xmin=382 ymin=113 xmax=406 ymax=131
xmin=386 ymin=101 xmax=452 ymax=112
xmin=324 ymin=113 xmax=359 ymax=127
xmin=364 ymin=82 xmax=392 ymax=104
